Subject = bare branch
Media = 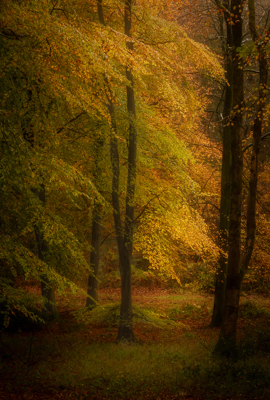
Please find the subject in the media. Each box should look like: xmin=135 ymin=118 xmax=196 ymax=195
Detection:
xmin=57 ymin=112 xmax=85 ymax=134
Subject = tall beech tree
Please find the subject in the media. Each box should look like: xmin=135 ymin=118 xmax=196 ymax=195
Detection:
xmin=182 ymin=0 xmax=269 ymax=332
xmin=21 ymin=90 xmax=57 ymax=317
xmin=116 ymin=0 xmax=137 ymax=341
xmin=240 ymin=0 xmax=269 ymax=278
xmin=210 ymin=0 xmax=233 ymax=327
xmin=95 ymin=0 xmax=222 ymax=341
xmin=0 ymin=0 xmax=223 ymax=329
xmin=86 ymin=134 xmax=105 ymax=307
xmin=215 ymin=0 xmax=270 ymax=351
xmin=95 ymin=0 xmax=136 ymax=341
xmin=34 ymin=187 xmax=56 ymax=317
xmin=215 ymin=0 xmax=244 ymax=351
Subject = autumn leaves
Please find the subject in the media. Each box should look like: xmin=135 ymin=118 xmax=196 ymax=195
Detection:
xmin=0 ymin=1 xmax=223 ymax=337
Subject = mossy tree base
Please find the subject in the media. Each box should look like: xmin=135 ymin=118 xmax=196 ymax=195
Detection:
xmin=117 ymin=325 xmax=136 ymax=343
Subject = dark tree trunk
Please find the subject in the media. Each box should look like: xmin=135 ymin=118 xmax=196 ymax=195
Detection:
xmin=86 ymin=201 xmax=103 ymax=307
xmin=34 ymin=186 xmax=56 ymax=317
xmin=22 ymin=102 xmax=56 ymax=317
xmin=86 ymin=132 xmax=104 ymax=307
xmin=211 ymin=6 xmax=232 ymax=327
xmin=116 ymin=0 xmax=137 ymax=342
xmin=215 ymin=0 xmax=244 ymax=353
xmin=240 ymin=0 xmax=268 ymax=277
xmin=110 ymin=105 xmax=136 ymax=342
xmin=96 ymin=0 xmax=136 ymax=341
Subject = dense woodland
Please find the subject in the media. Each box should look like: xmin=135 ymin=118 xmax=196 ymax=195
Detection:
xmin=1 ymin=0 xmax=270 ymax=399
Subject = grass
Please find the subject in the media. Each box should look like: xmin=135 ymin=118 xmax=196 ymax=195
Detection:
xmin=1 ymin=289 xmax=270 ymax=399
xmin=73 ymin=303 xmax=181 ymax=328
xmin=240 ymin=299 xmax=270 ymax=319
xmin=1 ymin=334 xmax=210 ymax=398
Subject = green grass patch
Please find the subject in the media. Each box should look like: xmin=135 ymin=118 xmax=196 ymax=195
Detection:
xmin=240 ymin=300 xmax=270 ymax=320
xmin=73 ymin=302 xmax=187 ymax=329
xmin=2 ymin=293 xmax=270 ymax=399
xmin=168 ymin=302 xmax=211 ymax=321
xmin=0 ymin=333 xmax=208 ymax=397
xmin=2 ymin=332 xmax=270 ymax=399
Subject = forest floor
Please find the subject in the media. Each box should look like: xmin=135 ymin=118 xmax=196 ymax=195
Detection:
xmin=1 ymin=286 xmax=270 ymax=400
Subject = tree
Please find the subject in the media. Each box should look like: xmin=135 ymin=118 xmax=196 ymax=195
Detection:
xmin=214 ymin=0 xmax=244 ymax=352
xmin=115 ymin=0 xmax=137 ymax=341
xmin=215 ymin=0 xmax=270 ymax=352
xmin=210 ymin=0 xmax=233 ymax=327
xmin=95 ymin=0 xmax=137 ymax=341
xmin=0 ymin=0 xmax=223 ymax=332
xmin=178 ymin=0 xmax=270 ymax=331
xmin=240 ymin=0 xmax=269 ymax=278
xmin=0 ymin=0 xmax=112 ymax=323
xmin=86 ymin=134 xmax=105 ymax=307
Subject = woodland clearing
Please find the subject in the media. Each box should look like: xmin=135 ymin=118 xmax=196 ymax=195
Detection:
xmin=1 ymin=286 xmax=270 ymax=400
xmin=1 ymin=1 xmax=270 ymax=399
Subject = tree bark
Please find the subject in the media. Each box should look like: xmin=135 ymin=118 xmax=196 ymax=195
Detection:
xmin=23 ymin=115 xmax=56 ymax=318
xmin=86 ymin=132 xmax=104 ymax=307
xmin=215 ymin=0 xmax=244 ymax=353
xmin=211 ymin=5 xmax=232 ymax=327
xmin=240 ymin=0 xmax=268 ymax=277
xmin=34 ymin=186 xmax=56 ymax=317
xmin=116 ymin=0 xmax=137 ymax=342
xmin=96 ymin=0 xmax=136 ymax=341
xmin=86 ymin=201 xmax=103 ymax=307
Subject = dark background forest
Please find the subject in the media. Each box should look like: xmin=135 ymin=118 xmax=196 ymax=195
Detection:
xmin=0 ymin=0 xmax=270 ymax=399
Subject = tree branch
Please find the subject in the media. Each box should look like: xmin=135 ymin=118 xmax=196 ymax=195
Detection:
xmin=57 ymin=112 xmax=85 ymax=134
xmin=243 ymin=131 xmax=270 ymax=152
xmin=1 ymin=29 xmax=29 ymax=40
xmin=132 ymin=191 xmax=167 ymax=225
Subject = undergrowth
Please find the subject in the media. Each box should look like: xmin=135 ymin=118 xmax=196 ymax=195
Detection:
xmin=1 ymin=295 xmax=270 ymax=399
xmin=168 ymin=302 xmax=211 ymax=321
xmin=240 ymin=299 xmax=270 ymax=320
xmin=1 ymin=334 xmax=270 ymax=399
xmin=73 ymin=303 xmax=186 ymax=329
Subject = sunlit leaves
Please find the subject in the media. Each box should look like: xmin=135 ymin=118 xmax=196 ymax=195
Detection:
xmin=0 ymin=0 xmax=224 ymax=322
xmin=135 ymin=201 xmax=219 ymax=283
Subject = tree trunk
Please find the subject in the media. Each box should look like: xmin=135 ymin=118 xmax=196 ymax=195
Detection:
xmin=215 ymin=0 xmax=244 ymax=353
xmin=34 ymin=186 xmax=56 ymax=318
xmin=86 ymin=132 xmax=104 ymax=307
xmin=211 ymin=7 xmax=232 ymax=327
xmin=86 ymin=201 xmax=103 ymax=307
xmin=110 ymin=106 xmax=136 ymax=341
xmin=22 ymin=100 xmax=56 ymax=317
xmin=116 ymin=0 xmax=137 ymax=342
xmin=240 ymin=0 xmax=268 ymax=277
xmin=96 ymin=0 xmax=136 ymax=341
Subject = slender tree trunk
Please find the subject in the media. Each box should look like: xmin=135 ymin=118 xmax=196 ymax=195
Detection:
xmin=86 ymin=201 xmax=103 ymax=307
xmin=34 ymin=186 xmax=56 ymax=317
xmin=211 ymin=8 xmax=232 ymax=327
xmin=96 ymin=0 xmax=136 ymax=341
xmin=109 ymin=103 xmax=135 ymax=341
xmin=116 ymin=0 xmax=137 ymax=342
xmin=22 ymin=97 xmax=56 ymax=317
xmin=86 ymin=133 xmax=104 ymax=307
xmin=240 ymin=0 xmax=268 ymax=277
xmin=215 ymin=0 xmax=244 ymax=353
